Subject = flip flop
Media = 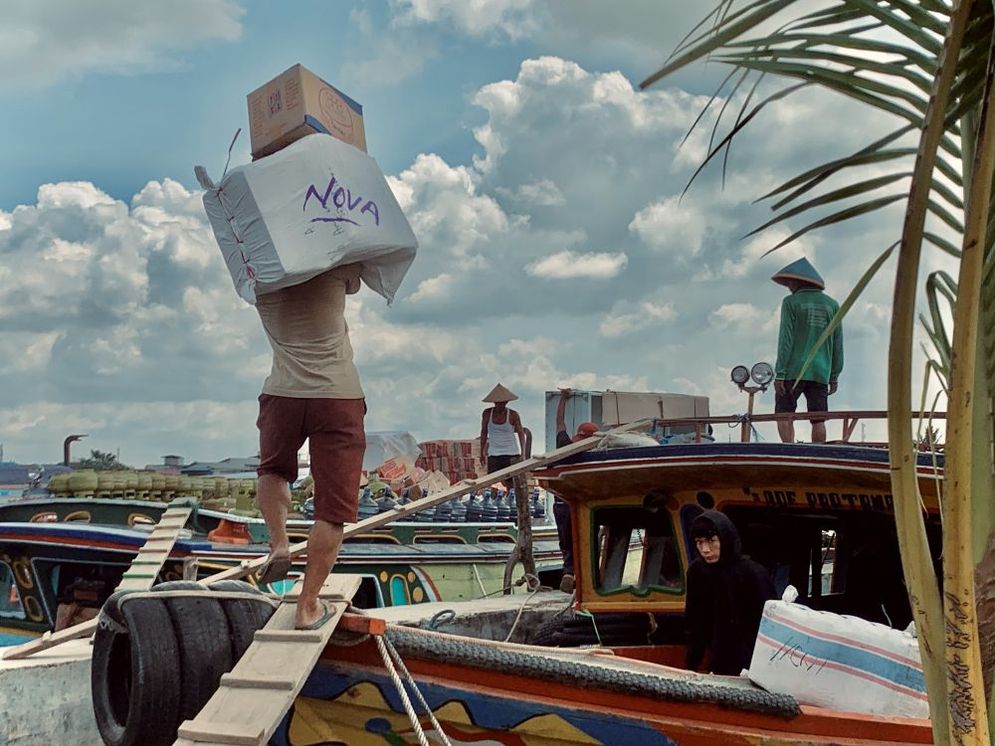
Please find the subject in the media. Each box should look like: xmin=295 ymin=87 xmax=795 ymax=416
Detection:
xmin=254 ymin=553 xmax=291 ymax=586
xmin=296 ymin=599 xmax=333 ymax=630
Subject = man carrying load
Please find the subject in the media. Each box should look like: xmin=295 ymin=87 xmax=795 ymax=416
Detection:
xmin=253 ymin=265 xmax=366 ymax=630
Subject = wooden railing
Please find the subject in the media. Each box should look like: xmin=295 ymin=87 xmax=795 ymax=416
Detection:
xmin=646 ymin=410 xmax=947 ymax=445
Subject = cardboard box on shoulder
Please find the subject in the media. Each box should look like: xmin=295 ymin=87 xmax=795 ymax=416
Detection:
xmin=248 ymin=64 xmax=367 ymax=159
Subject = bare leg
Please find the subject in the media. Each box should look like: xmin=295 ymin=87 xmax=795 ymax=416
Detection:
xmin=295 ymin=519 xmax=344 ymax=628
xmin=257 ymin=473 xmax=291 ymax=558
xmin=778 ymin=420 xmax=795 ymax=443
xmin=811 ymin=421 xmax=827 ymax=443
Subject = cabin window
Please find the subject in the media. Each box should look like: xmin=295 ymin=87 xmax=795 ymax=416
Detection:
xmin=0 ymin=563 xmax=25 ymax=620
xmin=591 ymin=506 xmax=683 ymax=596
xmin=343 ymin=534 xmax=401 ymax=545
xmin=413 ymin=535 xmax=467 ymax=545
xmin=722 ymin=506 xmax=926 ymax=628
xmin=477 ymin=532 xmax=516 ymax=544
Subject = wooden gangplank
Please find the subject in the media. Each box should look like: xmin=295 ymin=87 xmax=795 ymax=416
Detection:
xmin=174 ymin=574 xmax=362 ymax=746
xmin=2 ymin=502 xmax=194 ymax=660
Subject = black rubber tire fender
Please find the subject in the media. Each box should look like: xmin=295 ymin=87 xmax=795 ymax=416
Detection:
xmin=91 ymin=597 xmax=182 ymax=746
xmin=152 ymin=580 xmax=233 ymax=721
xmin=208 ymin=580 xmax=275 ymax=661
xmin=529 ymin=609 xmax=576 ymax=646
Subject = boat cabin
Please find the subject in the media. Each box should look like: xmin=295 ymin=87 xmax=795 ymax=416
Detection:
xmin=535 ymin=438 xmax=943 ymax=648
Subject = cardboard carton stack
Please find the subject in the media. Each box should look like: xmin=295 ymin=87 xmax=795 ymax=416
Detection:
xmin=416 ymin=439 xmax=484 ymax=485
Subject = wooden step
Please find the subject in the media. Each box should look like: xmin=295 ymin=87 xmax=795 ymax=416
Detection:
xmin=173 ymin=574 xmax=361 ymax=746
xmin=218 ymin=673 xmax=296 ymax=690
xmin=175 ymin=721 xmax=264 ymax=746
xmin=252 ymin=630 xmax=323 ymax=643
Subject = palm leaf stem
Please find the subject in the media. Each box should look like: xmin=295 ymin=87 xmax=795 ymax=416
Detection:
xmin=888 ymin=0 xmax=976 ymax=740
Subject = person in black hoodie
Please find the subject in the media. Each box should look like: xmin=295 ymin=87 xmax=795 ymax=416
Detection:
xmin=684 ymin=510 xmax=776 ymax=675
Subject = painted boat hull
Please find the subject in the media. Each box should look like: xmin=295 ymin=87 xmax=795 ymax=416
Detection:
xmin=274 ymin=627 xmax=931 ymax=745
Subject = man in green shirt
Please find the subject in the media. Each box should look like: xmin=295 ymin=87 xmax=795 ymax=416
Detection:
xmin=772 ymin=258 xmax=843 ymax=443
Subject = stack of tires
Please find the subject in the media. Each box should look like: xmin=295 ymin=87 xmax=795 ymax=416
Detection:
xmin=91 ymin=580 xmax=274 ymax=746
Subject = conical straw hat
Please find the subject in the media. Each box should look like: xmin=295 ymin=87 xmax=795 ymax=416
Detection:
xmin=483 ymin=383 xmax=518 ymax=403
xmin=771 ymin=257 xmax=825 ymax=289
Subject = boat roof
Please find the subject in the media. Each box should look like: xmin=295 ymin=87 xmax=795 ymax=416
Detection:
xmin=548 ymin=441 xmax=944 ymax=469
xmin=535 ymin=441 xmax=944 ymax=505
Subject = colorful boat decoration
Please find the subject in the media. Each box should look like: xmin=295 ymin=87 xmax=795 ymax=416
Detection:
xmin=0 ymin=497 xmax=562 ymax=645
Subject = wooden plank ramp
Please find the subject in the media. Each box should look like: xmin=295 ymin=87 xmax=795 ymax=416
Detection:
xmin=2 ymin=503 xmax=194 ymax=660
xmin=174 ymin=573 xmax=362 ymax=746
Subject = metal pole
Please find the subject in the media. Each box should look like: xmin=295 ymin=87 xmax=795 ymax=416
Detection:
xmin=63 ymin=434 xmax=87 ymax=466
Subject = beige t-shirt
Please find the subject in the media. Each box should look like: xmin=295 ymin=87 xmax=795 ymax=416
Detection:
xmin=255 ymin=266 xmax=364 ymax=399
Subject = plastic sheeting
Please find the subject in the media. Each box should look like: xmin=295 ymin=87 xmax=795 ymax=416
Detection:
xmin=362 ymin=431 xmax=422 ymax=472
xmin=196 ymin=134 xmax=417 ymax=305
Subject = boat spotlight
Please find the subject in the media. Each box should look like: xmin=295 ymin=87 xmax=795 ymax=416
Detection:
xmin=731 ymin=361 xmax=773 ymax=444
xmin=751 ymin=361 xmax=774 ymax=387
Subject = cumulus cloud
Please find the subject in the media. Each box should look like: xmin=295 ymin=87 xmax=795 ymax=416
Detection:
xmin=1 ymin=51 xmax=942 ymax=464
xmin=497 ymin=179 xmax=566 ymax=207
xmin=599 ymin=300 xmax=677 ymax=338
xmin=390 ymin=0 xmax=538 ymax=38
xmin=527 ymin=250 xmax=627 ymax=279
xmin=709 ymin=303 xmax=777 ymax=333
xmin=388 ymin=154 xmax=510 ymax=267
xmin=0 ymin=1 xmax=244 ymax=88
xmin=409 ymin=273 xmax=455 ymax=302
xmin=629 ymin=195 xmax=709 ymax=256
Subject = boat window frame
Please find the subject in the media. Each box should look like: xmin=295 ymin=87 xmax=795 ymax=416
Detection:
xmin=0 ymin=560 xmax=26 ymax=621
xmin=589 ymin=503 xmax=685 ymax=598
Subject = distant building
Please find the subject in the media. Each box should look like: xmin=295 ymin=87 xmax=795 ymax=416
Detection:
xmin=181 ymin=456 xmax=260 ymax=476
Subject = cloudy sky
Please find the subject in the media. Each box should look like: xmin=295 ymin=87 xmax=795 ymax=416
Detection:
xmin=0 ymin=0 xmax=950 ymax=467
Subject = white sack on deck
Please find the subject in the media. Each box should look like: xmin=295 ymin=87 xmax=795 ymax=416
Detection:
xmin=747 ymin=597 xmax=928 ymax=719
xmin=195 ymin=134 xmax=417 ymax=304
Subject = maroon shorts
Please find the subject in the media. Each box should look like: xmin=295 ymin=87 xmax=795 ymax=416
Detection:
xmin=257 ymin=395 xmax=366 ymax=524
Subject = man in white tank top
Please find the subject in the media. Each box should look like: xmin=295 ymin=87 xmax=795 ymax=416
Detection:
xmin=479 ymin=383 xmax=527 ymax=474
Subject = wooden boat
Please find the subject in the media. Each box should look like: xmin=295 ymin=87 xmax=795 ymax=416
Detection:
xmin=0 ymin=496 xmax=562 ymax=645
xmin=281 ymin=430 xmax=941 ymax=744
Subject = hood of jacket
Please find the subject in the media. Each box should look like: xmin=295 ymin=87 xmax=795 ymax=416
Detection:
xmin=691 ymin=509 xmax=742 ymax=566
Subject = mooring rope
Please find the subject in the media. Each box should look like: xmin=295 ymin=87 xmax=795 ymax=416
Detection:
xmin=382 ymin=634 xmax=454 ymax=746
xmin=503 ymin=573 xmax=543 ymax=642
xmin=376 ymin=635 xmax=433 ymax=746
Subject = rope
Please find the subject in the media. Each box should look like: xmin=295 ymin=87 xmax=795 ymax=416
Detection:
xmin=503 ymin=573 xmax=542 ymax=642
xmin=425 ymin=609 xmax=456 ymax=630
xmin=575 ymin=609 xmax=602 ymax=646
xmin=376 ymin=635 xmax=432 ymax=746
xmin=382 ymin=635 xmax=454 ymax=746
xmin=730 ymin=414 xmax=762 ymax=442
